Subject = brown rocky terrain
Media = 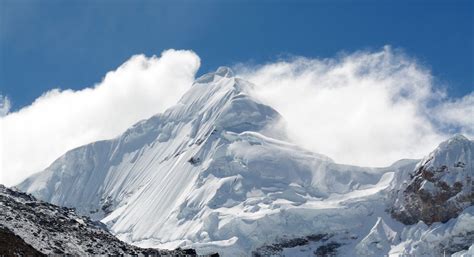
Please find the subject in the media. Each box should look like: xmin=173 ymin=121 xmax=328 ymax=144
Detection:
xmin=391 ymin=135 xmax=473 ymax=225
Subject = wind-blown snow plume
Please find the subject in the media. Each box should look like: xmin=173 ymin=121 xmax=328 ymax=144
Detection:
xmin=237 ymin=46 xmax=473 ymax=167
xmin=0 ymin=49 xmax=200 ymax=186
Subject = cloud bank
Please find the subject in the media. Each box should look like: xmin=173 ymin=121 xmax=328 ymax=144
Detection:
xmin=1 ymin=49 xmax=200 ymax=186
xmin=238 ymin=46 xmax=473 ymax=167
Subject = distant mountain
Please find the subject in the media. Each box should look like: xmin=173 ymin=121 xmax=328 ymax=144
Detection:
xmin=17 ymin=68 xmax=473 ymax=256
xmin=0 ymin=185 xmax=204 ymax=256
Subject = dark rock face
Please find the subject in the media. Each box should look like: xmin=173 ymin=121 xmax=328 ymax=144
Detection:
xmin=0 ymin=226 xmax=45 ymax=256
xmin=392 ymin=163 xmax=472 ymax=225
xmin=314 ymin=242 xmax=342 ymax=257
xmin=252 ymin=234 xmax=331 ymax=256
xmin=0 ymin=185 xmax=213 ymax=256
xmin=251 ymin=233 xmax=349 ymax=257
xmin=438 ymin=230 xmax=474 ymax=255
xmin=391 ymin=135 xmax=474 ymax=225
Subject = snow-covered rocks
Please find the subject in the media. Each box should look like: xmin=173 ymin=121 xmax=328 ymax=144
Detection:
xmin=452 ymin=244 xmax=474 ymax=257
xmin=388 ymin=206 xmax=474 ymax=256
xmin=391 ymin=134 xmax=474 ymax=225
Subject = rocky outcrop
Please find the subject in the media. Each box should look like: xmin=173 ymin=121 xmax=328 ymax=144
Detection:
xmin=252 ymin=233 xmax=332 ymax=256
xmin=0 ymin=226 xmax=45 ymax=256
xmin=0 ymin=185 xmax=208 ymax=256
xmin=391 ymin=135 xmax=474 ymax=225
xmin=251 ymin=232 xmax=357 ymax=257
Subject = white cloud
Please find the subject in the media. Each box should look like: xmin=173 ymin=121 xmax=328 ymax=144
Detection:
xmin=0 ymin=49 xmax=200 ymax=186
xmin=433 ymin=93 xmax=474 ymax=136
xmin=237 ymin=46 xmax=473 ymax=167
xmin=0 ymin=95 xmax=11 ymax=117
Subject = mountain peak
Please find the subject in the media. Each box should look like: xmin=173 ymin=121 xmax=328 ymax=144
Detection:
xmin=451 ymin=133 xmax=468 ymax=141
xmin=215 ymin=66 xmax=234 ymax=78
xmin=425 ymin=134 xmax=473 ymax=169
xmin=174 ymin=68 xmax=277 ymax=134
xmin=444 ymin=134 xmax=470 ymax=147
xmin=194 ymin=67 xmax=235 ymax=85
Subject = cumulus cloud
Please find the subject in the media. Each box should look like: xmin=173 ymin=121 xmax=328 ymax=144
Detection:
xmin=237 ymin=46 xmax=473 ymax=167
xmin=0 ymin=49 xmax=200 ymax=186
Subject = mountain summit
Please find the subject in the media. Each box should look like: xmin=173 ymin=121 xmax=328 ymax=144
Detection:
xmin=17 ymin=68 xmax=473 ymax=256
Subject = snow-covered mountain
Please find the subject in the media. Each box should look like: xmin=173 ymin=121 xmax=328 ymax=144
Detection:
xmin=17 ymin=68 xmax=473 ymax=256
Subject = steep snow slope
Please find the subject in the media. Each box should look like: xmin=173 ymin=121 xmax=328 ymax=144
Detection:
xmin=17 ymin=68 xmax=473 ymax=256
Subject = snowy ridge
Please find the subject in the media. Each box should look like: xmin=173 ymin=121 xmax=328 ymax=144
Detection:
xmin=17 ymin=68 xmax=474 ymax=256
xmin=355 ymin=217 xmax=398 ymax=257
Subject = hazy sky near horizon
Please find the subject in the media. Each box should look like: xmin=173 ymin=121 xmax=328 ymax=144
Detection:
xmin=0 ymin=0 xmax=473 ymax=185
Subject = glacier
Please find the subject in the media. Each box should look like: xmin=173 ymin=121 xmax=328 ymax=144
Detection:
xmin=17 ymin=67 xmax=473 ymax=256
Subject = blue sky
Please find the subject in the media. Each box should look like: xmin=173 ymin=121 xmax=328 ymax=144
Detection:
xmin=1 ymin=0 xmax=472 ymax=110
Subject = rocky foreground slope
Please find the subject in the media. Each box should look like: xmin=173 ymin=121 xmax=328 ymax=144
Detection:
xmin=17 ymin=68 xmax=474 ymax=256
xmin=0 ymin=226 xmax=44 ymax=256
xmin=0 ymin=185 xmax=209 ymax=256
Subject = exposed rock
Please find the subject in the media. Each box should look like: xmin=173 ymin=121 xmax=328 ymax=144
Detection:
xmin=0 ymin=226 xmax=45 ymax=256
xmin=439 ymin=231 xmax=474 ymax=255
xmin=391 ymin=135 xmax=474 ymax=225
xmin=188 ymin=156 xmax=201 ymax=165
xmin=314 ymin=242 xmax=342 ymax=257
xmin=0 ymin=185 xmax=212 ymax=256
xmin=252 ymin=233 xmax=332 ymax=256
